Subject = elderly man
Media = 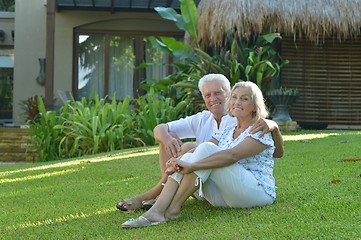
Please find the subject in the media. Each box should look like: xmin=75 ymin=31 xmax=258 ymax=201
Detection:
xmin=116 ymin=74 xmax=283 ymax=212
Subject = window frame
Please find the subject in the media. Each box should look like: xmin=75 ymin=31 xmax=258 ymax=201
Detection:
xmin=73 ymin=29 xmax=183 ymax=100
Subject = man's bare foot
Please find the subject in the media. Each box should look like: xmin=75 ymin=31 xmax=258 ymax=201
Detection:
xmin=165 ymin=166 xmax=176 ymax=175
xmin=116 ymin=195 xmax=144 ymax=212
xmin=142 ymin=198 xmax=157 ymax=206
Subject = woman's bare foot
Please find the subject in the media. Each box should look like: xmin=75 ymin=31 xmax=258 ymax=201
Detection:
xmin=142 ymin=211 xmax=167 ymax=223
xmin=165 ymin=208 xmax=181 ymax=221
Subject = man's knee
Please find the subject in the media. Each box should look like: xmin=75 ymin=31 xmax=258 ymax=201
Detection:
xmin=179 ymin=142 xmax=197 ymax=155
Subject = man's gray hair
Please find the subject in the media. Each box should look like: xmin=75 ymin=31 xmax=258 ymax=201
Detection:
xmin=227 ymin=81 xmax=269 ymax=120
xmin=198 ymin=74 xmax=231 ymax=96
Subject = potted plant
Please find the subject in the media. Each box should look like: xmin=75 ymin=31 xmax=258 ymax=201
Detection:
xmin=266 ymin=87 xmax=299 ymax=122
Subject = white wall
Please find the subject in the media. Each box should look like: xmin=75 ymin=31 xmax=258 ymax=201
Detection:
xmin=13 ymin=0 xmax=46 ymax=124
xmin=13 ymin=1 xmax=181 ymax=124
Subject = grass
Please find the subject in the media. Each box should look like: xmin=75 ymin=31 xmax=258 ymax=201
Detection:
xmin=1 ymin=130 xmax=360 ymax=239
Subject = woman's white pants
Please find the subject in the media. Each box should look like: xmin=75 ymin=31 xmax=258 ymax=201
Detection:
xmin=169 ymin=142 xmax=274 ymax=208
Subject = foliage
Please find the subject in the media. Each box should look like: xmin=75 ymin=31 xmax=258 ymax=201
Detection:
xmin=1 ymin=131 xmax=360 ymax=238
xmin=0 ymin=0 xmax=14 ymax=11
xmin=140 ymin=0 xmax=289 ymax=113
xmin=27 ymin=96 xmax=65 ymax=161
xmin=26 ymin=89 xmax=186 ymax=162
xmin=132 ymin=87 xmax=187 ymax=146
xmin=54 ymin=94 xmax=136 ymax=158
xmin=18 ymin=95 xmax=42 ymax=123
xmin=267 ymin=86 xmax=299 ymax=94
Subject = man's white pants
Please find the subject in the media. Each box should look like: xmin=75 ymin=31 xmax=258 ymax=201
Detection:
xmin=169 ymin=142 xmax=274 ymax=208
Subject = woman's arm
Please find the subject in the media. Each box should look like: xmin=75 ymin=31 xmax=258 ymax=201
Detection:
xmin=171 ymin=137 xmax=268 ymax=174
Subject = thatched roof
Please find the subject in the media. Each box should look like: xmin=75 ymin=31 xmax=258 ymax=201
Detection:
xmin=197 ymin=0 xmax=361 ymax=45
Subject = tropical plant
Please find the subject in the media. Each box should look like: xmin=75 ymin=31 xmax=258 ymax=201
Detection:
xmin=53 ymin=94 xmax=137 ymax=158
xmin=140 ymin=0 xmax=289 ymax=113
xmin=132 ymin=87 xmax=187 ymax=146
xmin=26 ymin=90 xmax=187 ymax=162
xmin=267 ymin=86 xmax=299 ymax=94
xmin=18 ymin=95 xmax=42 ymax=123
xmin=27 ymin=97 xmax=65 ymax=161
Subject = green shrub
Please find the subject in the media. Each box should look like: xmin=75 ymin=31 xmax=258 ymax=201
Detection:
xmin=140 ymin=0 xmax=289 ymax=114
xmin=132 ymin=87 xmax=186 ymax=146
xmin=26 ymin=89 xmax=186 ymax=162
xmin=54 ymin=94 xmax=136 ymax=158
xmin=27 ymin=97 xmax=66 ymax=161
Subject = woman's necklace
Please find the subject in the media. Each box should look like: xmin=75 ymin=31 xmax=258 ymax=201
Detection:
xmin=233 ymin=121 xmax=255 ymax=139
xmin=233 ymin=126 xmax=247 ymax=139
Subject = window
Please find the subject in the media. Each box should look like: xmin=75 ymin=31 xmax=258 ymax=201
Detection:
xmin=74 ymin=31 xmax=182 ymax=100
xmin=0 ymin=48 xmax=14 ymax=119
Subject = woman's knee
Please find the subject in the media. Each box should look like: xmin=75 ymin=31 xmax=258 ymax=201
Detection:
xmin=194 ymin=142 xmax=220 ymax=156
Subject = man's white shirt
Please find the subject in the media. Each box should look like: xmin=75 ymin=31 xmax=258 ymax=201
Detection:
xmin=167 ymin=110 xmax=237 ymax=145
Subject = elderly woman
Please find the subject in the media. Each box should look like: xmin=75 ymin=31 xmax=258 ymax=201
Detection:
xmin=122 ymin=81 xmax=280 ymax=228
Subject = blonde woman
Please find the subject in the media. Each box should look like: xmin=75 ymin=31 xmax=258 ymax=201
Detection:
xmin=121 ymin=81 xmax=281 ymax=227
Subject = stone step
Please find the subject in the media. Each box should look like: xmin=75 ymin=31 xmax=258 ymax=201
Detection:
xmin=0 ymin=128 xmax=35 ymax=163
xmin=0 ymin=129 xmax=31 ymax=141
xmin=0 ymin=128 xmax=30 ymax=133
xmin=0 ymin=138 xmax=30 ymax=144
xmin=0 ymin=152 xmax=35 ymax=162
xmin=0 ymin=142 xmax=31 ymax=153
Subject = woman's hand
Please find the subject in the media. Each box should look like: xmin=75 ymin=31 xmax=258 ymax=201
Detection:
xmin=168 ymin=158 xmax=194 ymax=174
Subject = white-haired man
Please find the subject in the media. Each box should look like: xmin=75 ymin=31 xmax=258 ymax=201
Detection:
xmin=117 ymin=74 xmax=283 ymax=212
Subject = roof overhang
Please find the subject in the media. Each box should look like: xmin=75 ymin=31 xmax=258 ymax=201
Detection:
xmin=56 ymin=0 xmax=200 ymax=13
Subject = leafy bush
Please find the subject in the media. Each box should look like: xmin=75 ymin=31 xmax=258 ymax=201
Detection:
xmin=132 ymin=87 xmax=186 ymax=146
xmin=54 ymin=94 xmax=136 ymax=158
xmin=26 ymin=89 xmax=186 ymax=162
xmin=27 ymin=96 xmax=65 ymax=161
xmin=139 ymin=0 xmax=289 ymax=113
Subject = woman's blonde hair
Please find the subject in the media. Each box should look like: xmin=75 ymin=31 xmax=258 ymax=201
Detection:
xmin=226 ymin=81 xmax=268 ymax=120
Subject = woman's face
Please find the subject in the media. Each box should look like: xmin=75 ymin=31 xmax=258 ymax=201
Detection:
xmin=230 ymin=87 xmax=255 ymax=119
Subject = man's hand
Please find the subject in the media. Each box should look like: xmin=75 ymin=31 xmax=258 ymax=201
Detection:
xmin=165 ymin=157 xmax=177 ymax=175
xmin=165 ymin=138 xmax=183 ymax=158
xmin=249 ymin=119 xmax=279 ymax=138
xmin=250 ymin=119 xmax=284 ymax=158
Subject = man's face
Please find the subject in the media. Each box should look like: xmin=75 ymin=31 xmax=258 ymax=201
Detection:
xmin=201 ymin=81 xmax=228 ymax=117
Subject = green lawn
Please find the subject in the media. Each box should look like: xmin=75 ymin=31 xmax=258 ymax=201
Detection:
xmin=1 ymin=131 xmax=360 ymax=239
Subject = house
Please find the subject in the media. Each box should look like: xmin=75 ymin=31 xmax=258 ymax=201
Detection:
xmin=197 ymin=0 xmax=361 ymax=128
xmin=10 ymin=0 xmax=200 ymax=125
xmin=7 ymin=0 xmax=361 ymax=128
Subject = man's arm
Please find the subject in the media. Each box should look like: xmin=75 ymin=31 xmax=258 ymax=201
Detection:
xmin=249 ymin=119 xmax=284 ymax=158
xmin=153 ymin=123 xmax=183 ymax=158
